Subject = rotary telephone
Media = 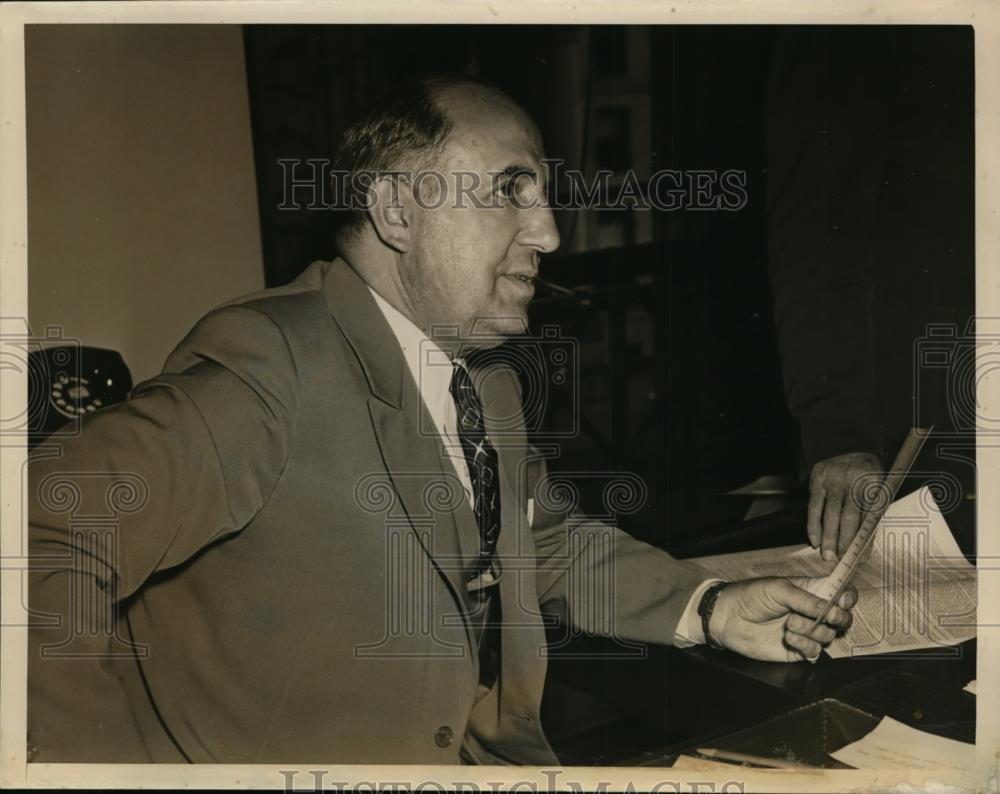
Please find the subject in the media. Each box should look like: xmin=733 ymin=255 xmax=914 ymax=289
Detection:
xmin=28 ymin=346 xmax=132 ymax=447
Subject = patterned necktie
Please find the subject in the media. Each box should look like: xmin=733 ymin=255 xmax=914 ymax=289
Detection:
xmin=449 ymin=362 xmax=501 ymax=580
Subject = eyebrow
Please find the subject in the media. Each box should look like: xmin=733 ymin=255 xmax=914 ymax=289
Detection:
xmin=493 ymin=164 xmax=539 ymax=183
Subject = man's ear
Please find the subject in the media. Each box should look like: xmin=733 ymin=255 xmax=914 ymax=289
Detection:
xmin=367 ymin=175 xmax=414 ymax=253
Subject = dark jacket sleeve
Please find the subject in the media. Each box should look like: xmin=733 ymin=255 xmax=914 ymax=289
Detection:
xmin=765 ymin=28 xmax=887 ymax=470
xmin=27 ymin=304 xmax=299 ymax=760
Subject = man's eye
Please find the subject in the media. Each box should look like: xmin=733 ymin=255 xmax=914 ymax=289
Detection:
xmin=496 ymin=179 xmax=517 ymax=200
xmin=497 ymin=174 xmax=532 ymax=202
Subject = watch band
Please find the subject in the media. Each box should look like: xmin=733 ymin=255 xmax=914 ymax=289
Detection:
xmin=697 ymin=581 xmax=729 ymax=650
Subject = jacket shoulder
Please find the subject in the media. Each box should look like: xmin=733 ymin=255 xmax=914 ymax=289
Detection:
xmin=164 ymin=261 xmax=342 ymax=373
xmin=218 ymin=259 xmax=332 ymax=329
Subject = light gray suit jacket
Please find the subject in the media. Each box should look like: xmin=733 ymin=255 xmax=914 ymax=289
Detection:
xmin=27 ymin=259 xmax=707 ymax=764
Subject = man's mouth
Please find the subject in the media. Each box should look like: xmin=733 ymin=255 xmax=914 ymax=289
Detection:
xmin=505 ymin=274 xmax=537 ymax=286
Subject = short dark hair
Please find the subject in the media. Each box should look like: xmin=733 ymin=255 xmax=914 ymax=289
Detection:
xmin=331 ymin=72 xmax=509 ymax=247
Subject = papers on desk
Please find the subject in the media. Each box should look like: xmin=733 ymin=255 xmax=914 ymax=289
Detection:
xmin=830 ymin=717 xmax=974 ymax=772
xmin=688 ymin=487 xmax=976 ymax=657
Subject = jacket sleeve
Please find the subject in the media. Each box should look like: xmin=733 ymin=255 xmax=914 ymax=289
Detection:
xmin=28 ymin=304 xmax=299 ymax=758
xmin=765 ymin=27 xmax=887 ymax=470
xmin=480 ymin=361 xmax=707 ymax=646
xmin=527 ymin=455 xmax=708 ymax=646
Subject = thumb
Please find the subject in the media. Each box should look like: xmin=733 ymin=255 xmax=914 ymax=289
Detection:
xmin=838 ymin=585 xmax=859 ymax=609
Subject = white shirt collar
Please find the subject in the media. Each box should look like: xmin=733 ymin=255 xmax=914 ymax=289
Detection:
xmin=367 ymin=286 xmax=460 ymax=440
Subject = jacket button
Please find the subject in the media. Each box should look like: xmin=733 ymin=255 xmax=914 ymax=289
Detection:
xmin=26 ymin=743 xmax=38 ymax=762
xmin=434 ymin=725 xmax=454 ymax=748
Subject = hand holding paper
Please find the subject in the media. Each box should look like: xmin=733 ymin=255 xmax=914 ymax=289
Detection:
xmin=689 ymin=486 xmax=976 ymax=659
xmin=709 ymin=577 xmax=856 ymax=662
xmin=807 ymin=427 xmax=931 ymax=633
xmin=808 ymin=451 xmax=882 ymax=559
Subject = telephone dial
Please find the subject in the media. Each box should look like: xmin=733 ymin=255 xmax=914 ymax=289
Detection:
xmin=28 ymin=346 xmax=132 ymax=447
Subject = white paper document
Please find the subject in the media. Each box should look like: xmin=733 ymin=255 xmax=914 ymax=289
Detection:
xmin=830 ymin=717 xmax=974 ymax=771
xmin=963 ymin=680 xmax=977 ymax=695
xmin=688 ymin=487 xmax=976 ymax=657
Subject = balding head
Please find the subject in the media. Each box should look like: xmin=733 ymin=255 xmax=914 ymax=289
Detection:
xmin=331 ymin=73 xmax=526 ymax=248
xmin=332 ymin=72 xmax=559 ymax=350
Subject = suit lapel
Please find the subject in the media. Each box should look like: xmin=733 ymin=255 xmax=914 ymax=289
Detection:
xmin=322 ymin=258 xmax=550 ymax=730
xmin=320 ymin=260 xmax=481 ymax=634
xmin=366 ymin=390 xmax=481 ymax=615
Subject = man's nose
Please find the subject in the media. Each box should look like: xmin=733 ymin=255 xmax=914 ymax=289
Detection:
xmin=519 ymin=202 xmax=561 ymax=254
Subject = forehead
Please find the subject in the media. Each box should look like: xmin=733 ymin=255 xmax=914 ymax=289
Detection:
xmin=434 ymin=85 xmax=546 ymax=173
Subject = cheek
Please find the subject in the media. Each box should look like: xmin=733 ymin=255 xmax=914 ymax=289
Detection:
xmin=411 ymin=233 xmax=486 ymax=315
xmin=437 ymin=215 xmax=513 ymax=289
xmin=418 ymin=208 xmax=521 ymax=315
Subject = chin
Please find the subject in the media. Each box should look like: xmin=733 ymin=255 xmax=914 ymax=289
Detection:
xmin=465 ymin=311 xmax=530 ymax=345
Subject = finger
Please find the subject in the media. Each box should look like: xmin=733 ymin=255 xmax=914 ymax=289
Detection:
xmin=821 ymin=487 xmax=844 ymax=561
xmin=790 ymin=576 xmax=824 ymax=597
xmin=771 ymin=581 xmax=852 ymax=627
xmin=786 ymin=614 xmax=837 ymax=644
xmin=837 ymin=586 xmax=858 ymax=610
xmin=822 ymin=604 xmax=852 ymax=631
xmin=838 ymin=491 xmax=862 ymax=557
xmin=771 ymin=580 xmax=826 ymax=618
xmin=784 ymin=629 xmax=821 ymax=661
xmin=807 ymin=488 xmax=824 ymax=548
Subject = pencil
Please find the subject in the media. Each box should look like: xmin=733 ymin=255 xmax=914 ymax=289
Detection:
xmin=696 ymin=747 xmax=819 ymax=770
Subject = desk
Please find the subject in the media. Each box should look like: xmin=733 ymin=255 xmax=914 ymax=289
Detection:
xmin=540 ymin=505 xmax=976 ymax=766
xmin=541 ymin=635 xmax=975 ymax=766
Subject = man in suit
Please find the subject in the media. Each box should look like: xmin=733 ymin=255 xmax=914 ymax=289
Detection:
xmin=27 ymin=73 xmax=855 ymax=765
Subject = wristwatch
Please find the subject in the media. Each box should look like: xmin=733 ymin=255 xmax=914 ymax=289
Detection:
xmin=697 ymin=581 xmax=729 ymax=650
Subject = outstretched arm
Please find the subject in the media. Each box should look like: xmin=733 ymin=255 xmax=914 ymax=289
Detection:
xmin=28 ymin=304 xmax=299 ymax=760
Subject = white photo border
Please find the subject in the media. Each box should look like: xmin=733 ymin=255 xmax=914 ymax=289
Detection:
xmin=1 ymin=1 xmax=997 ymax=790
